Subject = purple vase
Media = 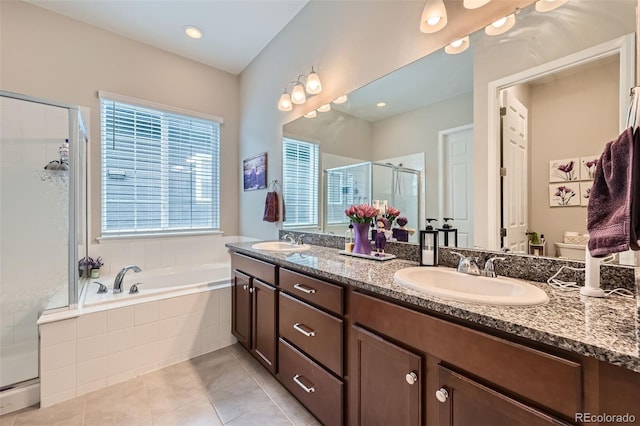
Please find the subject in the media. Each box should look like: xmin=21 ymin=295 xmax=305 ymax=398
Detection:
xmin=353 ymin=222 xmax=372 ymax=255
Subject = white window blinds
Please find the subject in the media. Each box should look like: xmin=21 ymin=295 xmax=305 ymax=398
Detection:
xmin=282 ymin=137 xmax=319 ymax=227
xmin=325 ymin=162 xmax=371 ymax=225
xmin=100 ymin=96 xmax=220 ymax=236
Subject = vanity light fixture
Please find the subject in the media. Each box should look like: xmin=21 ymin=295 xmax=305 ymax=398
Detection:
xmin=304 ymin=110 xmax=317 ymax=118
xmin=485 ymin=13 xmax=516 ymax=36
xmin=420 ymin=0 xmax=448 ymax=33
xmin=184 ymin=25 xmax=203 ymax=39
xmin=317 ymin=104 xmax=331 ymax=112
xmin=445 ymin=36 xmax=470 ymax=54
xmin=463 ymin=0 xmax=490 ymax=9
xmin=535 ymin=0 xmax=568 ymax=13
xmin=333 ymin=95 xmax=348 ymax=104
xmin=277 ymin=67 xmax=324 ymax=111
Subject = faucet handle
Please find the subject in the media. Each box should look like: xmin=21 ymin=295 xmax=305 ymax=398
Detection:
xmin=484 ymin=257 xmax=506 ymax=278
xmin=129 ymin=283 xmax=142 ymax=294
xmin=93 ymin=282 xmax=108 ymax=294
xmin=296 ymin=234 xmax=306 ymax=245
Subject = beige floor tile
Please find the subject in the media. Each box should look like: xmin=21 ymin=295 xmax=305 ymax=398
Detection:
xmin=151 ymin=399 xmax=223 ymax=426
xmin=253 ymin=368 xmax=289 ymax=400
xmin=209 ymin=374 xmax=273 ymax=424
xmin=223 ymin=398 xmax=293 ymax=426
xmin=12 ymin=398 xmax=85 ymax=426
xmin=0 ymin=411 xmax=17 ymax=426
xmin=144 ymin=378 xmax=210 ymax=412
xmin=272 ymin=392 xmax=317 ymax=426
xmin=84 ymin=377 xmax=152 ymax=426
xmin=200 ymin=358 xmax=251 ymax=394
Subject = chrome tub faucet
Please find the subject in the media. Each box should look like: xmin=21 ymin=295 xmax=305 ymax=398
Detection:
xmin=113 ymin=265 xmax=141 ymax=294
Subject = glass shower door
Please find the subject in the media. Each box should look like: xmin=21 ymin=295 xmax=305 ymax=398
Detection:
xmin=0 ymin=94 xmax=77 ymax=389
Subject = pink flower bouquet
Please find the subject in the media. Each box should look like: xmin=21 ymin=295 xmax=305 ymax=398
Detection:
xmin=384 ymin=206 xmax=401 ymax=224
xmin=345 ymin=203 xmax=378 ymax=223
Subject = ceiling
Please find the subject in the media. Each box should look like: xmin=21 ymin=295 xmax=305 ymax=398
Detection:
xmin=26 ymin=0 xmax=310 ymax=75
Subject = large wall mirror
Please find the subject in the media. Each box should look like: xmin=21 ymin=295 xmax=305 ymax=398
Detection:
xmin=282 ymin=0 xmax=636 ymax=261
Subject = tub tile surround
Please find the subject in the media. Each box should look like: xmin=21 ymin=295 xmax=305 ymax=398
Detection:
xmin=38 ymin=287 xmax=235 ymax=408
xmin=232 ymin=240 xmax=640 ymax=373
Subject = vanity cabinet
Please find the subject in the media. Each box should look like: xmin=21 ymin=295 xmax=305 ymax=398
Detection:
xmin=350 ymin=325 xmax=422 ymax=426
xmin=277 ymin=268 xmax=345 ymax=425
xmin=231 ymin=253 xmax=277 ymax=373
xmin=350 ymin=290 xmax=581 ymax=425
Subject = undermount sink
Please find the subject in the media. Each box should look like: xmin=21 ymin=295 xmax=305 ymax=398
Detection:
xmin=251 ymin=241 xmax=311 ymax=253
xmin=393 ymin=267 xmax=548 ymax=306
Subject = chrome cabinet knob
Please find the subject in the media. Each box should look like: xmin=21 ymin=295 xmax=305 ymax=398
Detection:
xmin=242 ymin=284 xmax=248 ymax=290
xmin=435 ymin=387 xmax=449 ymax=403
xmin=405 ymin=371 xmax=418 ymax=385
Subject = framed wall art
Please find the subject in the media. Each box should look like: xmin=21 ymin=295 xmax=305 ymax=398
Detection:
xmin=243 ymin=152 xmax=267 ymax=191
xmin=549 ymin=182 xmax=580 ymax=207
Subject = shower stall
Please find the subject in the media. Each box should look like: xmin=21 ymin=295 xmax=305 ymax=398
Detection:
xmin=323 ymin=161 xmax=420 ymax=242
xmin=0 ymin=91 xmax=86 ymax=411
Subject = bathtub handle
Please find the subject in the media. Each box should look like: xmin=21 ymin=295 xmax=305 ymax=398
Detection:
xmin=293 ymin=322 xmax=316 ymax=337
xmin=129 ymin=283 xmax=142 ymax=294
xmin=93 ymin=282 xmax=108 ymax=294
xmin=293 ymin=283 xmax=316 ymax=294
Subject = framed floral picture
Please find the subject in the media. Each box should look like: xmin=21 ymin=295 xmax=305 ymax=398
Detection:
xmin=549 ymin=158 xmax=579 ymax=182
xmin=243 ymin=152 xmax=267 ymax=191
xmin=580 ymin=181 xmax=592 ymax=207
xmin=579 ymin=155 xmax=599 ymax=181
xmin=549 ymin=182 xmax=580 ymax=207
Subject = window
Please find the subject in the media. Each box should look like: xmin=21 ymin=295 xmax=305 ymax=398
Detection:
xmin=282 ymin=137 xmax=319 ymax=228
xmin=325 ymin=162 xmax=371 ymax=225
xmin=100 ymin=93 xmax=221 ymax=236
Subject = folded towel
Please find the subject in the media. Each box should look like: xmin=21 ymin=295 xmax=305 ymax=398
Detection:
xmin=630 ymin=128 xmax=640 ymax=250
xmin=587 ymin=128 xmax=634 ymax=256
xmin=263 ymin=191 xmax=279 ymax=222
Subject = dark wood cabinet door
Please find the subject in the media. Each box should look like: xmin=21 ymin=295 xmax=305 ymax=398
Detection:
xmin=350 ymin=326 xmax=422 ymax=426
xmin=231 ymin=270 xmax=252 ymax=349
xmin=437 ymin=366 xmax=568 ymax=426
xmin=252 ymin=279 xmax=277 ymax=373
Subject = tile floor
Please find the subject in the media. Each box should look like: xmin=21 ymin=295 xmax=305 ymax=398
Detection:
xmin=0 ymin=344 xmax=318 ymax=426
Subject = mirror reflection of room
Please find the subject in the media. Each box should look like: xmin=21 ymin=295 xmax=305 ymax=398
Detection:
xmin=281 ymin=0 xmax=635 ymax=260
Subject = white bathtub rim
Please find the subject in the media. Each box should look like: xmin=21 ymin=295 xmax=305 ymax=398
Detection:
xmin=38 ymin=263 xmax=231 ymax=325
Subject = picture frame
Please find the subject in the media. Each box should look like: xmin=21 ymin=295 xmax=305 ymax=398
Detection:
xmin=579 ymin=155 xmax=599 ymax=181
xmin=580 ymin=181 xmax=592 ymax=207
xmin=549 ymin=158 xmax=579 ymax=182
xmin=243 ymin=152 xmax=267 ymax=191
xmin=549 ymin=182 xmax=580 ymax=207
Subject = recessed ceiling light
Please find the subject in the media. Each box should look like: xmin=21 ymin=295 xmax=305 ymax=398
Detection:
xmin=377 ymin=102 xmax=387 ymax=108
xmin=184 ymin=26 xmax=203 ymax=39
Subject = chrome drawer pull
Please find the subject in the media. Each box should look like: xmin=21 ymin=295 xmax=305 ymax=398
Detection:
xmin=293 ymin=322 xmax=316 ymax=337
xmin=293 ymin=283 xmax=316 ymax=294
xmin=242 ymin=284 xmax=248 ymax=291
xmin=293 ymin=374 xmax=316 ymax=393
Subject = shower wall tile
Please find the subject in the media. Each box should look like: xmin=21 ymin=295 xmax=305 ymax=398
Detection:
xmin=77 ymin=334 xmax=106 ymax=362
xmin=134 ymin=302 xmax=158 ymax=325
xmin=107 ymin=328 xmax=134 ymax=354
xmin=106 ymin=306 xmax=133 ymax=331
xmin=40 ymin=318 xmax=76 ymax=347
xmin=76 ymin=311 xmax=106 ymax=339
xmin=40 ymin=340 xmax=76 ymax=372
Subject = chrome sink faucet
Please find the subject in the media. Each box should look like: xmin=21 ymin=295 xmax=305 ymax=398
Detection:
xmin=451 ymin=252 xmax=480 ymax=275
xmin=281 ymin=233 xmax=296 ymax=244
xmin=483 ymin=257 xmax=506 ymax=278
xmin=113 ymin=265 xmax=141 ymax=294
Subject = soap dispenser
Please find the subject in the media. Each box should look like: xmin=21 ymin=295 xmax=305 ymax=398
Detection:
xmin=344 ymin=223 xmax=354 ymax=252
xmin=439 ymin=217 xmax=458 ymax=247
xmin=420 ymin=218 xmax=439 ymax=266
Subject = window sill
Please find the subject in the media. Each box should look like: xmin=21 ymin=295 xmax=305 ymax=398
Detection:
xmin=96 ymin=230 xmax=224 ymax=243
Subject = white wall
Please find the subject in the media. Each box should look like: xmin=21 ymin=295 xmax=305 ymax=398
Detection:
xmin=238 ymin=0 xmax=535 ymax=240
xmin=0 ymin=1 xmax=240 ymax=244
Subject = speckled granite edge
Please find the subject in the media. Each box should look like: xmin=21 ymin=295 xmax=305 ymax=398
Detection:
xmin=280 ymin=230 xmax=637 ymax=294
xmin=231 ymin=241 xmax=640 ymax=373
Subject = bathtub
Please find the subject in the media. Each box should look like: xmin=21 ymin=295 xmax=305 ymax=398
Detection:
xmin=82 ymin=262 xmax=232 ymax=307
xmin=39 ymin=261 xmax=236 ymax=407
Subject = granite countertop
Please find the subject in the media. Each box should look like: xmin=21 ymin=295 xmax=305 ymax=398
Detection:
xmin=226 ymin=242 xmax=640 ymax=373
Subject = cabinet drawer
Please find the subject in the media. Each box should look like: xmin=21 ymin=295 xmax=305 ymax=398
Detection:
xmin=278 ymin=338 xmax=343 ymax=426
xmin=280 ymin=268 xmax=344 ymax=315
xmin=352 ymin=291 xmax=582 ymax=419
xmin=231 ymin=252 xmax=276 ymax=284
xmin=279 ymin=292 xmax=343 ymax=376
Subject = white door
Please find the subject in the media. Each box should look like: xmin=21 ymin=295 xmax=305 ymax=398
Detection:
xmin=501 ymin=90 xmax=529 ymax=252
xmin=440 ymin=125 xmax=474 ymax=248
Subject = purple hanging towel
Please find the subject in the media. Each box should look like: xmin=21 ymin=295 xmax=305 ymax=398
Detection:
xmin=263 ymin=191 xmax=279 ymax=222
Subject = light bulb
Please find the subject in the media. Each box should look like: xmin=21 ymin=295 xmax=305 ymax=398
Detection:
xmin=445 ymin=36 xmax=470 ymax=55
xmin=333 ymin=95 xmax=348 ymax=104
xmin=304 ymin=110 xmax=317 ymax=118
xmin=485 ymin=13 xmax=515 ymax=36
xmin=420 ymin=0 xmax=448 ymax=34
xmin=278 ymin=92 xmax=292 ymax=112
xmin=184 ymin=26 xmax=203 ymax=39
xmin=317 ymin=104 xmax=331 ymax=112
xmin=305 ymin=69 xmax=322 ymax=95
xmin=451 ymin=39 xmax=464 ymax=48
xmin=291 ymin=83 xmax=306 ymax=104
